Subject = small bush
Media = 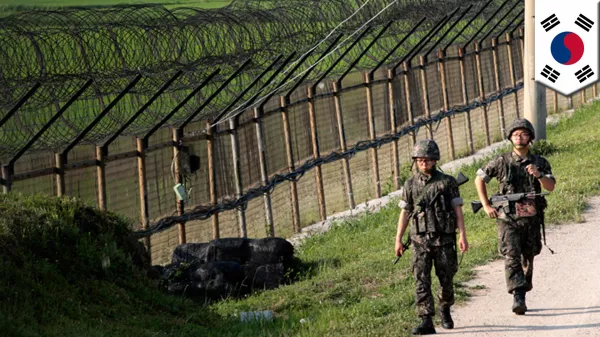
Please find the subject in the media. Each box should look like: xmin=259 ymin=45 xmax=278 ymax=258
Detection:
xmin=531 ymin=139 xmax=558 ymax=156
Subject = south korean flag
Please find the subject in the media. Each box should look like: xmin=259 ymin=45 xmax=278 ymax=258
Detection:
xmin=535 ymin=0 xmax=599 ymax=96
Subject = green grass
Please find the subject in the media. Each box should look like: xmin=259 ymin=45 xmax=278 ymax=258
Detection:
xmin=0 ymin=0 xmax=232 ymax=17
xmin=2 ymin=100 xmax=599 ymax=336
xmin=204 ymin=101 xmax=600 ymax=336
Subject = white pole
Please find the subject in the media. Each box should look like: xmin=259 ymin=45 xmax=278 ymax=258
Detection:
xmin=524 ymin=0 xmax=547 ymax=140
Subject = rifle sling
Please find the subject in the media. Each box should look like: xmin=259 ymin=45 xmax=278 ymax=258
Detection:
xmin=540 ymin=211 xmax=555 ymax=254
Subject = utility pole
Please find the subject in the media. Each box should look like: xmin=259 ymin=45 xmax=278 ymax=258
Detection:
xmin=524 ymin=0 xmax=547 ymax=140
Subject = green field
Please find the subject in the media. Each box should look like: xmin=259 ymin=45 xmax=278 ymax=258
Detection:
xmin=0 ymin=0 xmax=232 ymax=16
xmin=0 ymin=0 xmax=231 ymax=6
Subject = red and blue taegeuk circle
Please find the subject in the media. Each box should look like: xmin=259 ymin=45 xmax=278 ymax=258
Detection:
xmin=551 ymin=31 xmax=584 ymax=65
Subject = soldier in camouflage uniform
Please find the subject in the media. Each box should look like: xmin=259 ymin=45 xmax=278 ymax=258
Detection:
xmin=395 ymin=139 xmax=469 ymax=335
xmin=474 ymin=118 xmax=556 ymax=315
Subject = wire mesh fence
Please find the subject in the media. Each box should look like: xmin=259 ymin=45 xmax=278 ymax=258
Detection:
xmin=1 ymin=1 xmax=589 ymax=265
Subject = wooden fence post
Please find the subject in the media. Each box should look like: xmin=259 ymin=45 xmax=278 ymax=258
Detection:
xmin=506 ymin=32 xmax=520 ymax=118
xmin=229 ymin=117 xmax=247 ymax=238
xmin=475 ymin=41 xmax=491 ymax=146
xmin=280 ymin=96 xmax=301 ymax=233
xmin=253 ymin=107 xmax=275 ymax=237
xmin=387 ymin=69 xmax=400 ymax=190
xmin=331 ymin=81 xmax=355 ymax=209
xmin=172 ymin=128 xmax=186 ymax=244
xmin=519 ymin=27 xmax=524 ymax=61
xmin=96 ymin=146 xmax=106 ymax=210
xmin=492 ymin=38 xmax=506 ymax=136
xmin=419 ymin=56 xmax=433 ymax=139
xmin=307 ymin=87 xmax=327 ymax=221
xmin=364 ymin=73 xmax=381 ymax=198
xmin=403 ymin=62 xmax=416 ymax=149
xmin=458 ymin=47 xmax=475 ymax=154
xmin=55 ymin=153 xmax=65 ymax=197
xmin=438 ymin=49 xmax=455 ymax=160
xmin=1 ymin=165 xmax=11 ymax=194
xmin=136 ymin=138 xmax=151 ymax=258
xmin=205 ymin=121 xmax=219 ymax=239
xmin=568 ymin=95 xmax=573 ymax=109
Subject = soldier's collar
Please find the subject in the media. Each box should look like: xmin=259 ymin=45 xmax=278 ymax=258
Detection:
xmin=510 ymin=150 xmax=534 ymax=163
xmin=417 ymin=168 xmax=439 ymax=182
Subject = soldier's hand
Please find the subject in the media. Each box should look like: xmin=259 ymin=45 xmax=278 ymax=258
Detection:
xmin=459 ymin=235 xmax=469 ymax=253
xmin=483 ymin=205 xmax=498 ymax=218
xmin=395 ymin=240 xmax=405 ymax=257
xmin=526 ymin=164 xmax=541 ymax=178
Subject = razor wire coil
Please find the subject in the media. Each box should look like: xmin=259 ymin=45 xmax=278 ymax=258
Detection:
xmin=0 ymin=0 xmax=522 ymax=159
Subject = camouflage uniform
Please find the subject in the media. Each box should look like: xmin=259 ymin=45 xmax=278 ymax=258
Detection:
xmin=399 ymin=140 xmax=464 ymax=317
xmin=476 ymin=120 xmax=555 ymax=294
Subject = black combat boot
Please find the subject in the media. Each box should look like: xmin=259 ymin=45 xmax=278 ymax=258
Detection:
xmin=439 ymin=306 xmax=454 ymax=329
xmin=412 ymin=315 xmax=436 ymax=335
xmin=512 ymin=289 xmax=527 ymax=315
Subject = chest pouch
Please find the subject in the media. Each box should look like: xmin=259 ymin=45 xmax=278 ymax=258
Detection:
xmin=514 ymin=198 xmax=537 ymax=218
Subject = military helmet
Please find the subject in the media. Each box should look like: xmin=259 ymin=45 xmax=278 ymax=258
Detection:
xmin=506 ymin=118 xmax=535 ymax=140
xmin=412 ymin=139 xmax=440 ymax=160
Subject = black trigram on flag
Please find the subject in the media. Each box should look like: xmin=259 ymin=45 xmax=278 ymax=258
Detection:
xmin=575 ymin=65 xmax=594 ymax=83
xmin=541 ymin=65 xmax=560 ymax=83
xmin=541 ymin=14 xmax=560 ymax=31
xmin=575 ymin=14 xmax=594 ymax=32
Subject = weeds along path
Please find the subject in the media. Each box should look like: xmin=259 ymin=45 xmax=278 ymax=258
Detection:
xmin=439 ymin=195 xmax=600 ymax=336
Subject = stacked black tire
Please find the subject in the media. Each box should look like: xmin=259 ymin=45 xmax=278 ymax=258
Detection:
xmin=155 ymin=237 xmax=295 ymax=302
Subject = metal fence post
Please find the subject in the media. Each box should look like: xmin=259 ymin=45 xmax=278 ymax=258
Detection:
xmin=364 ymin=72 xmax=381 ymax=198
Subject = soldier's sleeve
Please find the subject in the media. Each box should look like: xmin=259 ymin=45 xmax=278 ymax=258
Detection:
xmin=476 ymin=155 xmax=502 ymax=184
xmin=537 ymin=156 xmax=556 ymax=182
xmin=446 ymin=178 xmax=463 ymax=209
xmin=398 ymin=178 xmax=414 ymax=212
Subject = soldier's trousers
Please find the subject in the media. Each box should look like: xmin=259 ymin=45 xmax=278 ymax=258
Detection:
xmin=497 ymin=219 xmax=542 ymax=294
xmin=412 ymin=241 xmax=458 ymax=317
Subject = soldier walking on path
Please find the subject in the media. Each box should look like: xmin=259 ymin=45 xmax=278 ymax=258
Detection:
xmin=474 ymin=118 xmax=556 ymax=315
xmin=395 ymin=139 xmax=469 ymax=335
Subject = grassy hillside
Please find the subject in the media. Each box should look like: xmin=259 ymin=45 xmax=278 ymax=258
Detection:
xmin=0 ymin=194 xmax=222 ymax=336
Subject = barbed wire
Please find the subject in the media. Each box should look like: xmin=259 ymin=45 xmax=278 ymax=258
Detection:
xmin=0 ymin=0 xmax=520 ymax=159
xmin=132 ymin=81 xmax=524 ymax=239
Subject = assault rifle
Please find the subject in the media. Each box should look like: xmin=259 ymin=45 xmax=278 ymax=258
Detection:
xmin=393 ymin=172 xmax=470 ymax=265
xmin=471 ymin=192 xmax=550 ymax=215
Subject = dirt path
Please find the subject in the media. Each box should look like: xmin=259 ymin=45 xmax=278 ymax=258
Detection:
xmin=438 ymin=196 xmax=600 ymax=336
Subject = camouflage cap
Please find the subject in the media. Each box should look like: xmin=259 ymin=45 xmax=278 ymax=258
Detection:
xmin=412 ymin=139 xmax=440 ymax=160
xmin=506 ymin=118 xmax=535 ymax=140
